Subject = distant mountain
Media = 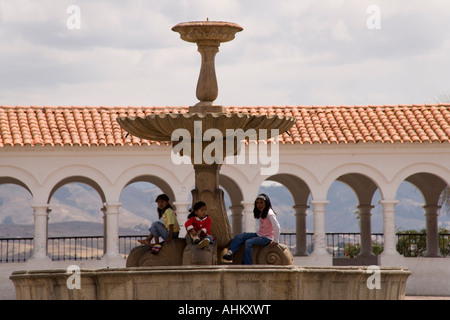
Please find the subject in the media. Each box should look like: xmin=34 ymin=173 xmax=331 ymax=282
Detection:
xmin=0 ymin=180 xmax=449 ymax=238
xmin=0 ymin=221 xmax=146 ymax=238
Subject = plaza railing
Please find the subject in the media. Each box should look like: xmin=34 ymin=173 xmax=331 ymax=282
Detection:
xmin=1 ymin=233 xmax=449 ymax=263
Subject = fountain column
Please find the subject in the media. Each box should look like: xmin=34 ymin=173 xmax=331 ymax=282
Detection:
xmin=195 ymin=43 xmax=219 ymax=109
xmin=191 ymin=163 xmax=231 ymax=247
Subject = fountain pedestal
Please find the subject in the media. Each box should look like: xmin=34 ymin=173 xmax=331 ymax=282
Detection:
xmin=191 ymin=163 xmax=231 ymax=248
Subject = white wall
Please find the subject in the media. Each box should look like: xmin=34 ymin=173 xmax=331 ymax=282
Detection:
xmin=1 ymin=141 xmax=450 ymax=297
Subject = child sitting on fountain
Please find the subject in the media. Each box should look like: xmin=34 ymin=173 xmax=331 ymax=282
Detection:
xmin=222 ymin=193 xmax=280 ymax=264
xmin=185 ymin=201 xmax=215 ymax=248
xmin=138 ymin=194 xmax=180 ymax=254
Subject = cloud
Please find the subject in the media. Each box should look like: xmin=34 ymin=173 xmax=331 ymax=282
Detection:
xmin=331 ymin=20 xmax=353 ymax=42
xmin=1 ymin=0 xmax=450 ymax=107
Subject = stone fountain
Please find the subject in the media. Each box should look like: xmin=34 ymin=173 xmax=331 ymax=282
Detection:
xmin=117 ymin=20 xmax=295 ymax=258
xmin=9 ymin=20 xmax=411 ymax=300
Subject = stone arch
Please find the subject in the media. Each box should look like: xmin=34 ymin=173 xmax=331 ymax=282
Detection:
xmin=0 ymin=166 xmax=41 ymax=199
xmin=265 ymin=173 xmax=311 ymax=205
xmin=320 ymin=163 xmax=388 ymax=200
xmin=404 ymin=173 xmax=447 ymax=206
xmin=336 ymin=173 xmax=379 ymax=206
xmin=267 ymin=162 xmax=319 ymax=201
xmin=113 ymin=164 xmax=186 ymax=203
xmin=391 ymin=163 xmax=450 ymax=200
xmin=218 ymin=174 xmax=243 ymax=206
xmin=397 ymin=171 xmax=449 ymax=257
xmin=47 ymin=176 xmax=106 ymax=204
xmin=123 ymin=175 xmax=176 ymax=206
xmin=0 ymin=176 xmax=33 ymax=197
xmin=39 ymin=165 xmax=111 ymax=205
xmin=324 ymin=170 xmax=383 ymax=264
xmin=0 ymin=176 xmax=35 ymax=225
xmin=218 ymin=173 xmax=244 ymax=235
xmin=220 ymin=164 xmax=260 ymax=200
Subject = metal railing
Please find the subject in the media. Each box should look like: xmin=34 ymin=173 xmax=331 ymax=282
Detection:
xmin=48 ymin=236 xmax=104 ymax=261
xmin=1 ymin=233 xmax=449 ymax=263
xmin=279 ymin=232 xmax=450 ymax=258
xmin=0 ymin=237 xmax=33 ymax=262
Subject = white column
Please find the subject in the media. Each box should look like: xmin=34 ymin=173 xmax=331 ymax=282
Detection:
xmin=424 ymin=205 xmax=441 ymax=257
xmin=103 ymin=202 xmax=121 ymax=259
xmin=310 ymin=200 xmax=329 ymax=256
xmin=242 ymin=201 xmax=256 ymax=233
xmin=173 ymin=201 xmax=191 ymax=238
xmin=358 ymin=205 xmax=375 ymax=257
xmin=229 ymin=205 xmax=244 ymax=236
xmin=31 ymin=203 xmax=51 ymax=260
xmin=380 ymin=200 xmax=401 ymax=257
xmin=293 ymin=205 xmax=309 ymax=256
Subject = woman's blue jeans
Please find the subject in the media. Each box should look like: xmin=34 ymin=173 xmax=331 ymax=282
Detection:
xmin=149 ymin=221 xmax=179 ymax=240
xmin=228 ymin=232 xmax=271 ymax=265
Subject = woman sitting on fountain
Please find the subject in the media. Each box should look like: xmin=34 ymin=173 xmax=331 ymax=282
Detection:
xmin=223 ymin=193 xmax=281 ymax=264
xmin=185 ymin=201 xmax=215 ymax=249
xmin=138 ymin=194 xmax=180 ymax=254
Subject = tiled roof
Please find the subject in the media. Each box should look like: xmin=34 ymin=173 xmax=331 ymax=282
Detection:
xmin=1 ymin=105 xmax=450 ymax=147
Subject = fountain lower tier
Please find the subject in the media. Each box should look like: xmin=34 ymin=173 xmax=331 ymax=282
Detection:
xmin=10 ymin=265 xmax=410 ymax=300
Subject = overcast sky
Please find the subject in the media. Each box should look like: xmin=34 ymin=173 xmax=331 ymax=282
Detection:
xmin=0 ymin=0 xmax=449 ymax=107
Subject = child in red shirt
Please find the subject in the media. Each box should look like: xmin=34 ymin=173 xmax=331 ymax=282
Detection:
xmin=185 ymin=201 xmax=215 ymax=248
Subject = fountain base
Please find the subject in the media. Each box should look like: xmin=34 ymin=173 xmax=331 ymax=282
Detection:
xmin=10 ymin=265 xmax=410 ymax=300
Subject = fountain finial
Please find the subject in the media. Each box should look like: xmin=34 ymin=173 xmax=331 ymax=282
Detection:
xmin=172 ymin=20 xmax=243 ymax=113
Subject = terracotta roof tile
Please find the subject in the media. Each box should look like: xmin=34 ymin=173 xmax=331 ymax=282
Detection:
xmin=1 ymin=105 xmax=450 ymax=147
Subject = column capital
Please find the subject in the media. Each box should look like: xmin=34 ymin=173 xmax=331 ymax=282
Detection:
xmin=31 ymin=203 xmax=51 ymax=215
xmin=379 ymin=199 xmax=399 ymax=205
xmin=423 ymin=204 xmax=441 ymax=210
xmin=31 ymin=203 xmax=50 ymax=209
xmin=357 ymin=204 xmax=374 ymax=215
xmin=173 ymin=201 xmax=191 ymax=206
xmin=357 ymin=204 xmax=375 ymax=209
xmin=241 ymin=200 xmax=255 ymax=208
xmin=423 ymin=205 xmax=441 ymax=217
xmin=293 ymin=205 xmax=309 ymax=216
xmin=310 ymin=200 xmax=329 ymax=205
xmin=103 ymin=202 xmax=121 ymax=213
xmin=293 ymin=204 xmax=310 ymax=210
xmin=104 ymin=201 xmax=122 ymax=207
